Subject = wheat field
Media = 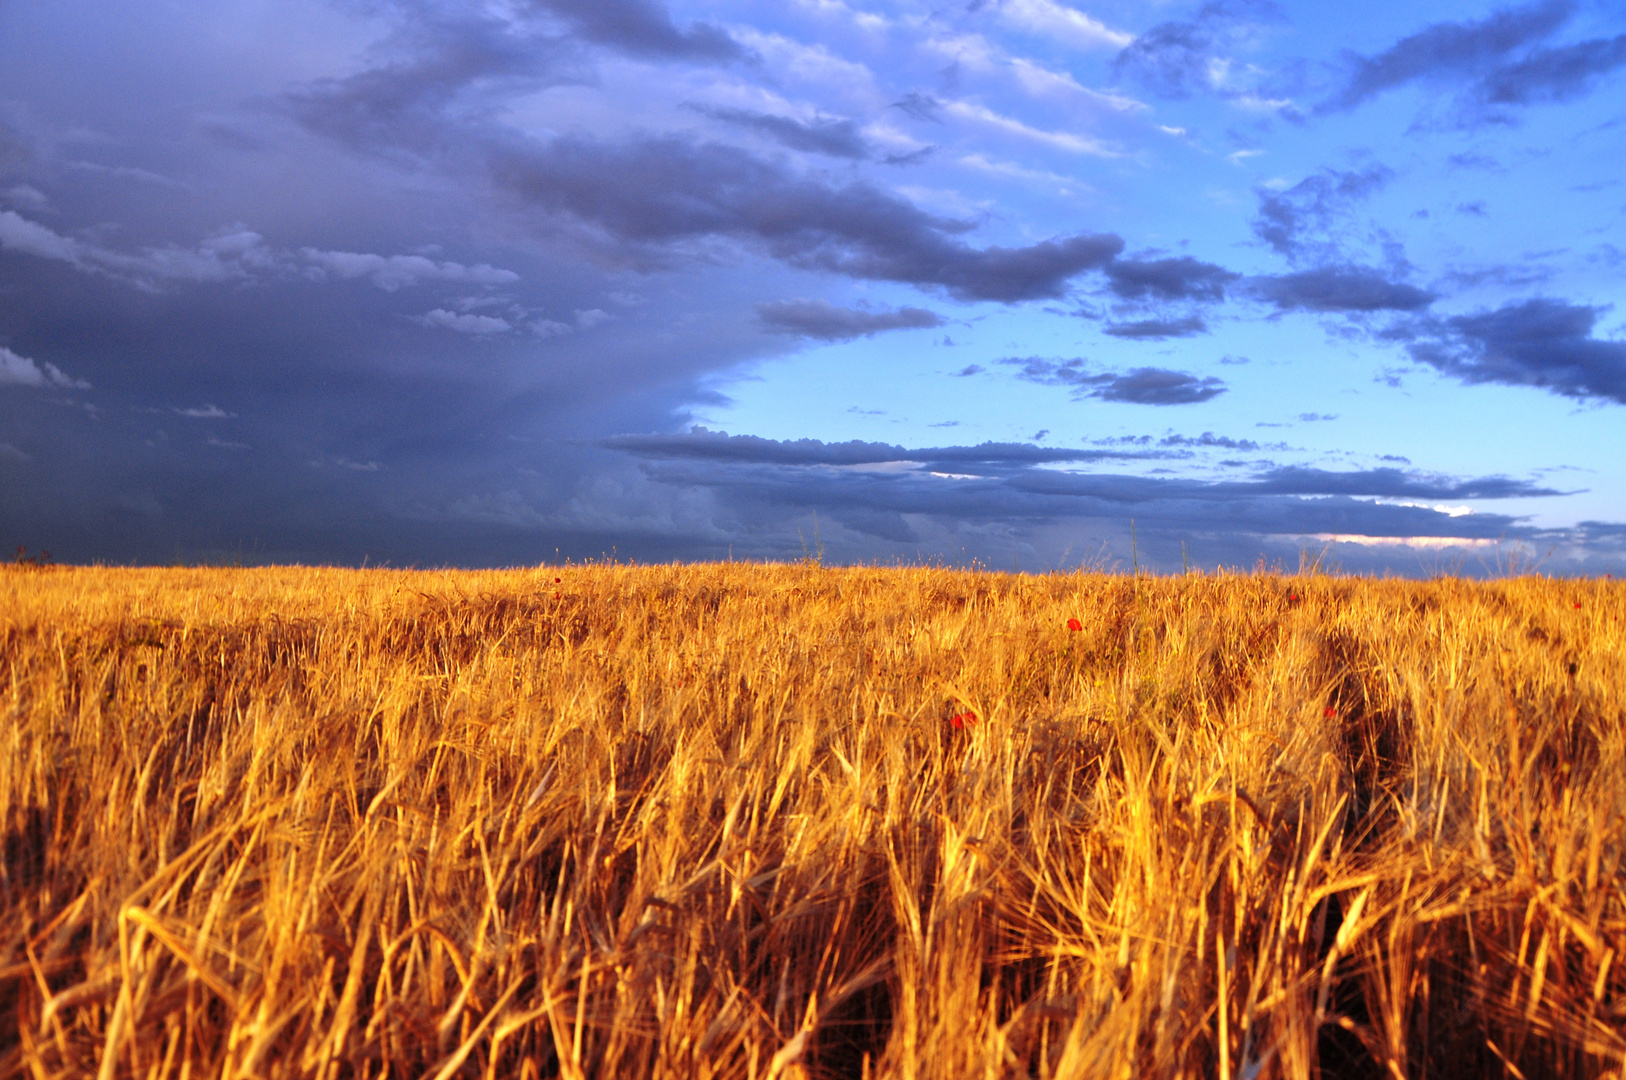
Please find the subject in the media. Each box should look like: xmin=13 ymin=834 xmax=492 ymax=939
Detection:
xmin=1 ymin=562 xmax=1623 ymax=1079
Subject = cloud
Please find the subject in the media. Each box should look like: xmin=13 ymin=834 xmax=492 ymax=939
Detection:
xmin=287 ymin=8 xmax=1124 ymax=303
xmin=994 ymin=0 xmax=1134 ymax=50
xmin=0 ymin=209 xmax=81 ymax=263
xmin=1104 ymin=256 xmax=1239 ymax=302
xmin=1396 ymin=298 xmax=1626 ymax=404
xmin=1087 ymin=367 xmax=1226 ymax=404
xmin=490 ymin=135 xmax=1124 ymax=301
xmin=756 ymin=299 xmax=943 ymax=340
xmin=173 ymin=403 xmax=235 ymax=418
xmin=1104 ymin=315 xmax=1209 ymax=339
xmin=302 ymin=249 xmax=518 ymax=291
xmin=1327 ymin=0 xmax=1573 ymax=109
xmin=1226 ymin=465 xmax=1558 ymax=500
xmin=287 ymin=0 xmax=740 ymax=156
xmin=0 ymin=346 xmax=91 ymax=389
xmin=1158 ymin=431 xmax=1260 ymax=450
xmin=0 ymin=210 xmax=264 ymax=288
xmin=1251 ymin=265 xmax=1436 ymax=312
xmin=283 ymin=8 xmax=579 ymax=152
xmin=939 ymin=99 xmax=1119 ymax=156
xmin=417 ymin=308 xmax=513 ymax=333
xmin=1448 ymin=152 xmax=1502 ymax=170
xmin=1323 ymin=0 xmax=1626 ymax=118
xmin=1480 ymin=34 xmax=1626 ymax=104
xmin=1005 ymin=464 xmax=1557 ymax=502
xmin=892 ymin=91 xmax=943 ymax=122
xmin=604 ymin=427 xmax=1158 ymax=467
xmin=1113 ymin=0 xmax=1289 ymax=102
xmin=534 ymin=0 xmax=744 ymax=61
xmin=1251 ymin=166 xmax=1394 ymax=261
xmin=599 ymin=430 xmax=1559 ymax=561
xmin=691 ymin=105 xmax=871 ymax=158
xmin=0 ymin=210 xmax=521 ymax=298
xmin=1003 ymin=357 xmax=1226 ymax=404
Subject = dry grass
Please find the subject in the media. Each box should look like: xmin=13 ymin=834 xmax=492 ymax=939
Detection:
xmin=1 ymin=561 xmax=1624 ymax=1079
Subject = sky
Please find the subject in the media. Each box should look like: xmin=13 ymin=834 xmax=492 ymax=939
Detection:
xmin=1 ymin=0 xmax=1624 ymax=573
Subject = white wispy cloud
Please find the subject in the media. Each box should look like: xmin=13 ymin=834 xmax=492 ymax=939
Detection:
xmin=0 ymin=346 xmax=91 ymax=390
xmin=956 ymin=153 xmax=1089 ymax=193
xmin=416 ymin=309 xmax=514 ymax=334
xmin=941 ymin=99 xmax=1119 ymax=156
xmin=0 ymin=210 xmax=263 ymax=288
xmin=1006 ymin=58 xmax=1145 ymax=111
xmin=0 ymin=210 xmax=521 ymax=296
xmin=303 ymin=250 xmax=519 ymax=292
xmin=995 ymin=0 xmax=1133 ymax=50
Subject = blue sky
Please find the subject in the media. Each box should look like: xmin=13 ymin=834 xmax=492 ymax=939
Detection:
xmin=1 ymin=0 xmax=1623 ymax=572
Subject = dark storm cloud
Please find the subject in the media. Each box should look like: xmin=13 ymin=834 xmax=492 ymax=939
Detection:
xmin=1251 ymin=265 xmax=1436 ymax=312
xmin=490 ymin=136 xmax=1124 ymax=301
xmin=691 ymin=106 xmax=871 ymax=158
xmin=756 ymin=299 xmax=942 ymax=340
xmin=1251 ymin=166 xmax=1394 ymax=261
xmin=1003 ymin=358 xmax=1226 ymax=404
xmin=1113 ymin=0 xmax=1286 ymax=101
xmin=530 ymin=0 xmax=744 ymax=61
xmin=1104 ymin=316 xmax=1209 ymax=339
xmin=1323 ymin=0 xmax=1626 ymax=118
xmin=1395 ymin=298 xmax=1626 ymax=404
xmin=1104 ymin=256 xmax=1239 ymax=302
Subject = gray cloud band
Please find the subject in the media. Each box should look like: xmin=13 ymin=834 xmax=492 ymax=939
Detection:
xmin=604 ymin=431 xmax=1555 ymax=550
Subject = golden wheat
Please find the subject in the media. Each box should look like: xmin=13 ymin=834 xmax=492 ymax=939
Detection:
xmin=1 ymin=562 xmax=1623 ymax=1079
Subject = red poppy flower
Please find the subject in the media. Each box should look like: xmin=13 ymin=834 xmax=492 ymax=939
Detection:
xmin=1574 ymin=602 xmax=1583 ymax=609
xmin=555 ymin=577 xmax=562 ymax=583
xmin=1324 ymin=706 xmax=1336 ymax=719
xmin=1066 ymin=617 xmax=1083 ymax=631
xmin=950 ymin=711 xmax=977 ymax=730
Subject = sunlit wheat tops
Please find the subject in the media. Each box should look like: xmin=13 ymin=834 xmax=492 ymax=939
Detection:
xmin=2 ymin=562 xmax=1624 ymax=1079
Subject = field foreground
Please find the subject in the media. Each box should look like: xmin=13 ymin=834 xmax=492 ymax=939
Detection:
xmin=2 ymin=563 xmax=1625 ymax=1079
